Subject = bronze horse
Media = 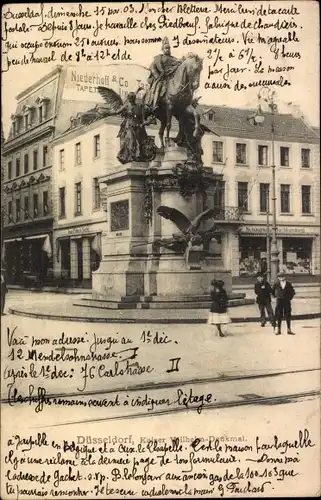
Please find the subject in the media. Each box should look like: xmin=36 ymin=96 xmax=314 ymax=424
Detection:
xmin=145 ymin=53 xmax=204 ymax=149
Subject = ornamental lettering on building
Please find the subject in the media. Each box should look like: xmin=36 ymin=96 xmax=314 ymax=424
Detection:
xmin=241 ymin=226 xmax=313 ymax=235
xmin=63 ymin=65 xmax=149 ymax=102
xmin=67 ymin=226 xmax=90 ymax=235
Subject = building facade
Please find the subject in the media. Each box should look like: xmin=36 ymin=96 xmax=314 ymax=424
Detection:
xmin=2 ymin=66 xmax=106 ymax=285
xmin=51 ymin=114 xmax=119 ymax=287
xmin=199 ymin=106 xmax=320 ymax=277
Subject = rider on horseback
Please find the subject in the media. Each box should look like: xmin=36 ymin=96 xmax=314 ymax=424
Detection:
xmin=145 ymin=37 xmax=181 ymax=109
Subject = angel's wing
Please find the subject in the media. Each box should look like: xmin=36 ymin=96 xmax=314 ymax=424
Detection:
xmin=156 ymin=206 xmax=191 ymax=234
xmin=97 ymin=86 xmax=123 ymax=112
xmin=190 ymin=208 xmax=214 ymax=233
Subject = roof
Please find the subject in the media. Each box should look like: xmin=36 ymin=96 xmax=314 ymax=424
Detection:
xmin=199 ymin=105 xmax=319 ymax=143
xmin=60 ymin=103 xmax=319 ymax=144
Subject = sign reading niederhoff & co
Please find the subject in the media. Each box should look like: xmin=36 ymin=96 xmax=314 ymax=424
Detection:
xmin=63 ymin=64 xmax=149 ymax=102
xmin=240 ymin=226 xmax=317 ymax=235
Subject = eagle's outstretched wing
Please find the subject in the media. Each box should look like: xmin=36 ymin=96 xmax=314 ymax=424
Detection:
xmin=190 ymin=208 xmax=214 ymax=233
xmin=97 ymin=86 xmax=123 ymax=112
xmin=156 ymin=206 xmax=191 ymax=234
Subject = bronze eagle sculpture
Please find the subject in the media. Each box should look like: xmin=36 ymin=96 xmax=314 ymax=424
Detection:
xmin=156 ymin=205 xmax=220 ymax=268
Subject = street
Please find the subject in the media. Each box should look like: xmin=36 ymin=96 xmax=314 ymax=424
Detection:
xmin=1 ymin=292 xmax=320 ymax=499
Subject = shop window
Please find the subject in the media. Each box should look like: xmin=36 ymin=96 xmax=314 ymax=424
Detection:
xmin=212 ymin=141 xmax=223 ymax=163
xmin=33 ymin=193 xmax=39 ymax=218
xmin=24 ymin=153 xmax=29 ymax=174
xmin=238 ymin=182 xmax=248 ymax=211
xmin=239 ymin=237 xmax=267 ymax=276
xmin=280 ymin=146 xmax=289 ymax=167
xmin=8 ymin=161 xmax=12 ymax=180
xmin=24 ymin=196 xmax=29 ymax=220
xmin=43 ymin=191 xmax=49 ymax=216
xmin=75 ymin=142 xmax=81 ymax=165
xmin=236 ymin=143 xmax=247 ymax=164
xmin=15 ymin=157 xmax=20 ymax=177
xmin=282 ymin=237 xmax=312 ymax=274
xmin=33 ymin=150 xmax=38 ymax=171
xmin=75 ymin=182 xmax=82 ymax=216
xmin=93 ymin=177 xmax=101 ymax=210
xmin=59 ymin=187 xmax=66 ymax=218
xmin=258 ymin=145 xmax=268 ymax=166
xmin=43 ymin=145 xmax=48 ymax=167
xmin=259 ymin=183 xmax=270 ymax=213
xmin=301 ymin=148 xmax=310 ymax=168
xmin=59 ymin=149 xmax=65 ymax=171
xmin=301 ymin=185 xmax=311 ymax=214
xmin=280 ymin=184 xmax=290 ymax=213
xmin=94 ymin=134 xmax=100 ymax=158
xmin=16 ymin=198 xmax=21 ymax=222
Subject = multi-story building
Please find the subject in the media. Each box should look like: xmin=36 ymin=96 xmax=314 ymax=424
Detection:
xmin=51 ymin=111 xmax=111 ymax=287
xmin=2 ymin=66 xmax=105 ymax=285
xmin=199 ymin=105 xmax=320 ymax=277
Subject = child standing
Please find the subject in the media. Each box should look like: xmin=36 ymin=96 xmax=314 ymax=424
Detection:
xmin=207 ymin=279 xmax=231 ymax=337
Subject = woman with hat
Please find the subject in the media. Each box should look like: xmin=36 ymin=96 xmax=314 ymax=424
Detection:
xmin=207 ymin=279 xmax=231 ymax=337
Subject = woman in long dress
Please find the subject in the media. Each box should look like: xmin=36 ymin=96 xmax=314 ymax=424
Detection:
xmin=207 ymin=279 xmax=231 ymax=337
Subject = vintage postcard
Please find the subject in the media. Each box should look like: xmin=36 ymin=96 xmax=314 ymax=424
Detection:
xmin=1 ymin=1 xmax=320 ymax=498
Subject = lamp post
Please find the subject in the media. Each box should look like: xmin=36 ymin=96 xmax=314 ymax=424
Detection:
xmin=255 ymin=87 xmax=279 ymax=282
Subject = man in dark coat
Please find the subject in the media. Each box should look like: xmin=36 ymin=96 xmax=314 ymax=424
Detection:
xmin=1 ymin=271 xmax=8 ymax=315
xmin=254 ymin=273 xmax=275 ymax=328
xmin=273 ymin=272 xmax=296 ymax=335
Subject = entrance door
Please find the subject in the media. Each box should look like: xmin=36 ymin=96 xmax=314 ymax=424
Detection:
xmin=76 ymin=239 xmax=83 ymax=282
xmin=60 ymin=239 xmax=71 ymax=279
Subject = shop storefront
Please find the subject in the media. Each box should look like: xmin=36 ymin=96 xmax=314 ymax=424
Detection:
xmin=281 ymin=237 xmax=313 ymax=274
xmin=53 ymin=224 xmax=104 ymax=288
xmin=3 ymin=233 xmax=53 ymax=285
xmin=239 ymin=236 xmax=267 ymax=276
xmin=238 ymin=226 xmax=319 ymax=276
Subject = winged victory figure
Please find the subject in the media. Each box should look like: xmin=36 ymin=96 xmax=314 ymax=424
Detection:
xmin=97 ymin=86 xmax=156 ymax=165
xmin=156 ymin=205 xmax=221 ymax=269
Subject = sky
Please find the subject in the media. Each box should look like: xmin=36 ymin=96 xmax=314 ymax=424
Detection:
xmin=2 ymin=1 xmax=320 ymax=136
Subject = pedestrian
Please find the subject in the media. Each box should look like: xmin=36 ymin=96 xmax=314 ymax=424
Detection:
xmin=260 ymin=258 xmax=268 ymax=276
xmin=1 ymin=271 xmax=8 ymax=315
xmin=254 ymin=273 xmax=275 ymax=328
xmin=273 ymin=272 xmax=296 ymax=335
xmin=207 ymin=279 xmax=231 ymax=337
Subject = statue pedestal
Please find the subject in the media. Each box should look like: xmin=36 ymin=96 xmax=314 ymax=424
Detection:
xmin=91 ymin=146 xmax=233 ymax=307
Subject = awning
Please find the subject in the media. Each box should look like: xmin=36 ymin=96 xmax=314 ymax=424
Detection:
xmin=24 ymin=234 xmax=48 ymax=240
xmin=4 ymin=238 xmax=22 ymax=243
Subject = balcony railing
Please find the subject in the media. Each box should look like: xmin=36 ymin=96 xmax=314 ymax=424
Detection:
xmin=210 ymin=206 xmax=245 ymax=222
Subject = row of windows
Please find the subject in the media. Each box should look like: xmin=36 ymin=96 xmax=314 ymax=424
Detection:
xmin=7 ymin=191 xmax=49 ymax=223
xmin=7 ymin=146 xmax=49 ymax=180
xmin=212 ymin=142 xmax=311 ymax=168
xmin=11 ymin=103 xmax=48 ymax=136
xmin=237 ymin=182 xmax=313 ymax=214
xmin=59 ymin=135 xmax=100 ymax=170
xmin=58 ymin=178 xmax=101 ymax=218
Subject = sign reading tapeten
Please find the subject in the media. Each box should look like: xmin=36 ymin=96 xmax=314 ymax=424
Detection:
xmin=62 ymin=64 xmax=149 ymax=102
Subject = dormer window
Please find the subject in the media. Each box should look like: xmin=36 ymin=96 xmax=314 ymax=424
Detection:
xmin=208 ymin=112 xmax=214 ymax=121
xmin=36 ymin=97 xmax=49 ymax=123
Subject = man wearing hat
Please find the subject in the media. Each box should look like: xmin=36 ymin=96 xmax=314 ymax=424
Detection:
xmin=146 ymin=37 xmax=181 ymax=109
xmin=254 ymin=273 xmax=275 ymax=328
xmin=272 ymin=272 xmax=296 ymax=335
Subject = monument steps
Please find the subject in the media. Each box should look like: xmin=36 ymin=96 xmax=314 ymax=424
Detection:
xmin=75 ymin=294 xmax=254 ymax=310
